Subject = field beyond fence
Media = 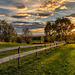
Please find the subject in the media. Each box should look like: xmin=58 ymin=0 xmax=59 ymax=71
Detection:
xmin=0 ymin=42 xmax=66 ymax=66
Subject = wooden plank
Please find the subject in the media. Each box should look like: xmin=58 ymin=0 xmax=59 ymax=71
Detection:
xmin=0 ymin=43 xmax=65 ymax=64
xmin=0 ymin=42 xmax=61 ymax=52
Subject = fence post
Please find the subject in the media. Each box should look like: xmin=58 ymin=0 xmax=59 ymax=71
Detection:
xmin=18 ymin=47 xmax=20 ymax=68
xmin=50 ymin=43 xmax=51 ymax=50
xmin=36 ymin=46 xmax=37 ymax=57
xmin=54 ymin=43 xmax=56 ymax=49
xmin=45 ymin=44 xmax=46 ymax=53
xmin=56 ymin=43 xmax=57 ymax=47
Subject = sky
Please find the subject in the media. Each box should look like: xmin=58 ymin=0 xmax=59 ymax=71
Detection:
xmin=0 ymin=0 xmax=75 ymax=36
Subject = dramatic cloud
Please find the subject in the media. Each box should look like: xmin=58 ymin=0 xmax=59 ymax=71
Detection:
xmin=39 ymin=0 xmax=66 ymax=12
xmin=30 ymin=28 xmax=44 ymax=32
xmin=11 ymin=15 xmax=30 ymax=19
xmin=13 ymin=2 xmax=27 ymax=9
xmin=0 ymin=8 xmax=10 ymax=14
xmin=12 ymin=21 xmax=29 ymax=24
xmin=66 ymin=16 xmax=75 ymax=24
xmin=10 ymin=13 xmax=31 ymax=19
xmin=65 ymin=13 xmax=75 ymax=24
xmin=67 ymin=13 xmax=75 ymax=17
xmin=0 ymin=14 xmax=8 ymax=16
xmin=30 ymin=28 xmax=44 ymax=36
xmin=17 ymin=13 xmax=54 ymax=19
xmin=0 ymin=0 xmax=75 ymax=35
xmin=60 ymin=6 xmax=67 ymax=9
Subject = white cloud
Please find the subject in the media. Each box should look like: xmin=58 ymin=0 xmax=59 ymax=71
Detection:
xmin=0 ymin=0 xmax=75 ymax=35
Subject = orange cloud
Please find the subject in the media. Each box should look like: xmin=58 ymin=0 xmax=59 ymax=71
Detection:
xmin=17 ymin=13 xmax=31 ymax=17
xmin=0 ymin=14 xmax=7 ymax=16
xmin=39 ymin=0 xmax=66 ymax=12
xmin=30 ymin=28 xmax=44 ymax=32
xmin=66 ymin=17 xmax=75 ymax=24
xmin=60 ymin=6 xmax=67 ymax=9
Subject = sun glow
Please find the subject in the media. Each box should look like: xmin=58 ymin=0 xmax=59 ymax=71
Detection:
xmin=72 ymin=29 xmax=75 ymax=32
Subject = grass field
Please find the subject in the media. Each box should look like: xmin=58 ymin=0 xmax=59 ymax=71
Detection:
xmin=0 ymin=45 xmax=45 ymax=58
xmin=0 ymin=42 xmax=28 ymax=49
xmin=0 ymin=44 xmax=75 ymax=75
xmin=0 ymin=40 xmax=40 ymax=49
xmin=0 ymin=42 xmax=51 ymax=58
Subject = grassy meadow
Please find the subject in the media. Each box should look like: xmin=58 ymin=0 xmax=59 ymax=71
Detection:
xmin=0 ymin=45 xmax=45 ymax=58
xmin=0 ymin=40 xmax=41 ymax=49
xmin=0 ymin=42 xmax=27 ymax=49
xmin=0 ymin=42 xmax=53 ymax=58
xmin=0 ymin=44 xmax=75 ymax=75
xmin=0 ymin=41 xmax=51 ymax=58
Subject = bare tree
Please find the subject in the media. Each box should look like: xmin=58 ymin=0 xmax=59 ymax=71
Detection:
xmin=22 ymin=28 xmax=33 ymax=44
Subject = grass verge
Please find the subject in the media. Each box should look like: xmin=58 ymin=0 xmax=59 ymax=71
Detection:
xmin=0 ymin=44 xmax=75 ymax=75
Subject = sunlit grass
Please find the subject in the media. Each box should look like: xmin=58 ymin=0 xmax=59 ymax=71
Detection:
xmin=0 ymin=45 xmax=46 ymax=58
xmin=0 ymin=41 xmax=50 ymax=58
xmin=0 ymin=42 xmax=28 ymax=49
xmin=0 ymin=40 xmax=41 ymax=49
xmin=0 ymin=44 xmax=75 ymax=75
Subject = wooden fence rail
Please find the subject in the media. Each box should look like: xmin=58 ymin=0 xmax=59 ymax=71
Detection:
xmin=0 ymin=42 xmax=66 ymax=64
xmin=0 ymin=42 xmax=62 ymax=52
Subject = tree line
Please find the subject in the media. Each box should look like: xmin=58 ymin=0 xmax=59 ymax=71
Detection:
xmin=0 ymin=20 xmax=32 ymax=44
xmin=44 ymin=18 xmax=75 ymax=43
xmin=0 ymin=18 xmax=75 ymax=44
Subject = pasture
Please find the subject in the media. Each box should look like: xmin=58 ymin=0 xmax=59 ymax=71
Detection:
xmin=0 ymin=44 xmax=75 ymax=75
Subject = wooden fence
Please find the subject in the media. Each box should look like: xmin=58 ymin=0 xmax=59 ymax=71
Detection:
xmin=0 ymin=42 xmax=66 ymax=66
xmin=0 ymin=42 xmax=62 ymax=52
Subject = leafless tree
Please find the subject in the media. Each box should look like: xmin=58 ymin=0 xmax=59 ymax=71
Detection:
xmin=22 ymin=28 xmax=33 ymax=44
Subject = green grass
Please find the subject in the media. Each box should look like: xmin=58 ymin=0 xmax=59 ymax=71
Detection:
xmin=0 ymin=40 xmax=41 ymax=49
xmin=0 ymin=44 xmax=75 ymax=75
xmin=0 ymin=42 xmax=28 ymax=49
xmin=0 ymin=45 xmax=46 ymax=58
xmin=32 ymin=40 xmax=40 ymax=44
xmin=0 ymin=43 xmax=51 ymax=58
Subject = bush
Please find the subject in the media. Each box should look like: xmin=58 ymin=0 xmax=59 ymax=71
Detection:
xmin=25 ymin=37 xmax=32 ymax=44
xmin=50 ymin=36 xmax=56 ymax=43
xmin=4 ymin=36 xmax=11 ymax=42
xmin=16 ymin=37 xmax=23 ymax=43
xmin=40 ymin=36 xmax=44 ymax=43
xmin=44 ymin=36 xmax=56 ymax=43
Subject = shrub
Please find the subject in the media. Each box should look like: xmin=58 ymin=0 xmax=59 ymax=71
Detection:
xmin=16 ymin=37 xmax=23 ymax=43
xmin=4 ymin=36 xmax=11 ymax=42
xmin=40 ymin=36 xmax=44 ymax=43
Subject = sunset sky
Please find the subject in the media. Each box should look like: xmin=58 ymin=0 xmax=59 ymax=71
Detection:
xmin=0 ymin=0 xmax=75 ymax=36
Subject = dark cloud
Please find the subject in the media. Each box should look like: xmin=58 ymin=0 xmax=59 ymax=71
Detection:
xmin=12 ymin=21 xmax=29 ymax=24
xmin=13 ymin=24 xmax=45 ymax=29
xmin=67 ymin=13 xmax=75 ymax=17
xmin=18 ymin=13 xmax=53 ymax=19
xmin=11 ymin=15 xmax=29 ymax=19
xmin=13 ymin=2 xmax=26 ymax=9
xmin=69 ymin=13 xmax=75 ymax=17
xmin=0 ymin=13 xmax=8 ymax=16
xmin=29 ymin=13 xmax=52 ymax=16
xmin=18 ymin=12 xmax=51 ymax=16
xmin=0 ymin=0 xmax=75 ymax=35
xmin=54 ymin=8 xmax=67 ymax=12
xmin=12 ymin=21 xmax=45 ymax=29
